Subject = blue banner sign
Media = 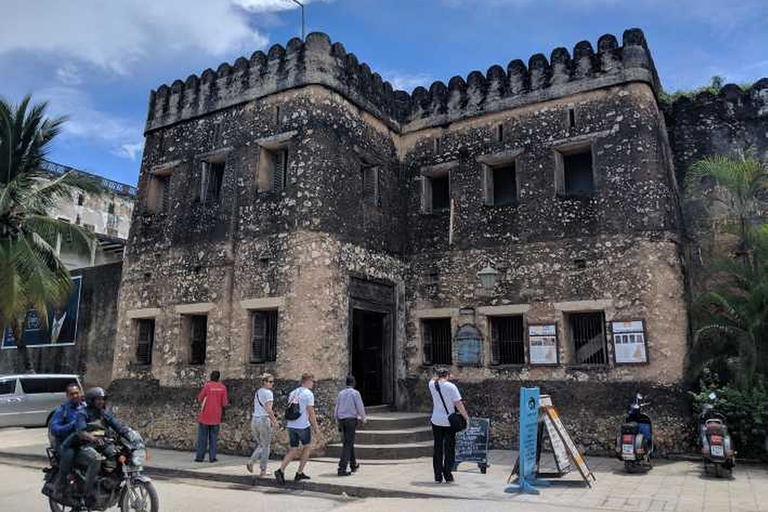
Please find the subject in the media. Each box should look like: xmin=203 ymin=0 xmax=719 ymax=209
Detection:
xmin=506 ymin=387 xmax=543 ymax=494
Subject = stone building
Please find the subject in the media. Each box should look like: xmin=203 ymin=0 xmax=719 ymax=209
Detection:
xmin=109 ymin=28 xmax=727 ymax=454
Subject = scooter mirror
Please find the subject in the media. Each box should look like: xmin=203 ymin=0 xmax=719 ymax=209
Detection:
xmin=709 ymin=392 xmax=717 ymax=401
xmin=636 ymin=393 xmax=643 ymax=401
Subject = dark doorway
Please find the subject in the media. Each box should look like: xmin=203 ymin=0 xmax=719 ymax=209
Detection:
xmin=351 ymin=309 xmax=386 ymax=405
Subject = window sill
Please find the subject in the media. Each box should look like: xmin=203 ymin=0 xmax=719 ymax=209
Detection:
xmin=127 ymin=363 xmax=152 ymax=372
xmin=565 ymin=364 xmax=610 ymax=371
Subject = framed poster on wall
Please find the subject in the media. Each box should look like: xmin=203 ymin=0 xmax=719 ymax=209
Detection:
xmin=611 ymin=320 xmax=648 ymax=364
xmin=2 ymin=275 xmax=82 ymax=349
xmin=528 ymin=324 xmax=558 ymax=366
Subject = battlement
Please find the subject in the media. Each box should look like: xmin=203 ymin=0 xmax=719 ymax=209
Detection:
xmin=146 ymin=28 xmax=661 ymax=133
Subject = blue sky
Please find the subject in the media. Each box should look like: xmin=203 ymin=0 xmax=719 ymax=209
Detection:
xmin=2 ymin=0 xmax=767 ymax=186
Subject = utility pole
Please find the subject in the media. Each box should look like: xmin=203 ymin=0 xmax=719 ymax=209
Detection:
xmin=291 ymin=0 xmax=305 ymax=40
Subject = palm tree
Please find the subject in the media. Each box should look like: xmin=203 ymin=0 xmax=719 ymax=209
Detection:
xmin=689 ymin=226 xmax=768 ymax=388
xmin=0 ymin=95 xmax=97 ymax=372
xmin=686 ymin=152 xmax=768 ymax=255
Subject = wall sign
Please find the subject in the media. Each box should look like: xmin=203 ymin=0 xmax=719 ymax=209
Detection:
xmin=612 ymin=320 xmax=648 ymax=364
xmin=528 ymin=324 xmax=558 ymax=365
xmin=2 ymin=275 xmax=82 ymax=349
xmin=455 ymin=324 xmax=483 ymax=366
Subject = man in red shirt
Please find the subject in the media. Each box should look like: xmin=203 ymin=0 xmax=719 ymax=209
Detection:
xmin=195 ymin=371 xmax=229 ymax=462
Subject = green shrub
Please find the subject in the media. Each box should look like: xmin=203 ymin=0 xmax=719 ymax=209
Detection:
xmin=692 ymin=369 xmax=768 ymax=459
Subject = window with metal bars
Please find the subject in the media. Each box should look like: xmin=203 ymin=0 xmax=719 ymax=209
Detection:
xmin=251 ymin=310 xmax=278 ymax=363
xmin=200 ymin=161 xmax=225 ymax=203
xmin=135 ymin=319 xmax=155 ymax=365
xmin=362 ymin=166 xmax=379 ymax=206
xmin=490 ymin=316 xmax=525 ymax=365
xmin=568 ymin=311 xmax=607 ymax=365
xmin=422 ymin=318 xmax=452 ymax=365
xmin=272 ymin=149 xmax=288 ymax=191
xmin=189 ymin=315 xmax=207 ymax=365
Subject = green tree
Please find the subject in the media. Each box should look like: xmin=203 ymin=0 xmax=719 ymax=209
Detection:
xmin=689 ymin=226 xmax=768 ymax=388
xmin=686 ymin=152 xmax=768 ymax=255
xmin=0 ymin=95 xmax=97 ymax=371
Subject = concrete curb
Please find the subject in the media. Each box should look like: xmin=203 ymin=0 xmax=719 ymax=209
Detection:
xmin=0 ymin=451 xmax=453 ymax=500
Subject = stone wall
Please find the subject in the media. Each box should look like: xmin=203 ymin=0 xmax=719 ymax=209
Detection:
xmin=0 ymin=262 xmax=122 ymax=387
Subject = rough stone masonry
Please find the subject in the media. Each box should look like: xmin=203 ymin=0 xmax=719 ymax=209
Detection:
xmin=108 ymin=28 xmax=768 ymax=456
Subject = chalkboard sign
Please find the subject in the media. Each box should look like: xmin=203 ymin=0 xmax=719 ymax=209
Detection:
xmin=455 ymin=417 xmax=490 ymax=473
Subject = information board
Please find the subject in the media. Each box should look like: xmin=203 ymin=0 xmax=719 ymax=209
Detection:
xmin=612 ymin=321 xmax=648 ymax=364
xmin=455 ymin=417 xmax=490 ymax=470
xmin=528 ymin=324 xmax=558 ymax=365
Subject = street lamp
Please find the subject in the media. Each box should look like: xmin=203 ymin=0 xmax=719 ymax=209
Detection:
xmin=291 ymin=0 xmax=305 ymax=40
xmin=477 ymin=265 xmax=499 ymax=291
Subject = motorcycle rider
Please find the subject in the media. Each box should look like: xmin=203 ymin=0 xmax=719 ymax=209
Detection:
xmin=47 ymin=383 xmax=85 ymax=497
xmin=73 ymin=387 xmax=131 ymax=506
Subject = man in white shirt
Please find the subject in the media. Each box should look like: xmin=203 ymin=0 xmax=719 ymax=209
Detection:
xmin=275 ymin=372 xmax=319 ymax=484
xmin=429 ymin=367 xmax=469 ymax=483
xmin=247 ymin=373 xmax=279 ymax=476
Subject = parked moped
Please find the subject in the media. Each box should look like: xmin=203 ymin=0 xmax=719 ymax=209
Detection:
xmin=699 ymin=392 xmax=735 ymax=478
xmin=615 ymin=393 xmax=653 ymax=473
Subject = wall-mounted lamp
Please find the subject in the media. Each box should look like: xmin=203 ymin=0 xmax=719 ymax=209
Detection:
xmin=477 ymin=265 xmax=499 ymax=290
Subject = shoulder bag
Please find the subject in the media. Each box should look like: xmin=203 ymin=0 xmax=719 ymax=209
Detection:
xmin=284 ymin=390 xmax=301 ymax=421
xmin=434 ymin=380 xmax=467 ymax=433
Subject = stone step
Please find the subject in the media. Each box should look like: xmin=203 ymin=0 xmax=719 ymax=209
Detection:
xmin=356 ymin=426 xmax=433 ymax=445
xmin=364 ymin=404 xmax=393 ymax=414
xmin=362 ymin=412 xmax=431 ymax=431
xmin=324 ymin=441 xmax=433 ymax=460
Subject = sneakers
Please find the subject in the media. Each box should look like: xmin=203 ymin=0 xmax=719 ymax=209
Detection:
xmin=193 ymin=459 xmax=204 ymax=463
xmin=350 ymin=463 xmax=360 ymax=473
xmin=274 ymin=469 xmax=285 ymax=485
xmin=294 ymin=472 xmax=311 ymax=481
xmin=337 ymin=469 xmax=352 ymax=476
xmin=246 ymin=461 xmax=253 ymax=474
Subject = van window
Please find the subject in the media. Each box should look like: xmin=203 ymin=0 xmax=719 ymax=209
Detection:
xmin=0 ymin=379 xmax=15 ymax=395
xmin=20 ymin=378 xmax=50 ymax=394
xmin=49 ymin=377 xmax=78 ymax=393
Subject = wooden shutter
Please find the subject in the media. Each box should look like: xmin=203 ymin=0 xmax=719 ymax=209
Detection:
xmin=363 ymin=166 xmax=378 ymax=205
xmin=251 ymin=311 xmax=266 ymax=362
xmin=483 ymin=165 xmax=494 ymax=206
xmin=136 ymin=319 xmax=154 ymax=365
xmin=422 ymin=320 xmax=433 ymax=365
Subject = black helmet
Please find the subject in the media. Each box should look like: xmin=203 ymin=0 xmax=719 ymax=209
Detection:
xmin=84 ymin=387 xmax=107 ymax=406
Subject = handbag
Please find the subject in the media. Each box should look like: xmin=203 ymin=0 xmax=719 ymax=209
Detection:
xmin=284 ymin=390 xmax=301 ymax=421
xmin=434 ymin=380 xmax=467 ymax=433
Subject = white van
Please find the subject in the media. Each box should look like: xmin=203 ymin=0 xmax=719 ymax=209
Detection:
xmin=0 ymin=374 xmax=83 ymax=427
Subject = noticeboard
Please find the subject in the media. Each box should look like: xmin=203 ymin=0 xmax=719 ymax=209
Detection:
xmin=612 ymin=320 xmax=648 ymax=364
xmin=528 ymin=324 xmax=558 ymax=366
xmin=455 ymin=417 xmax=490 ymax=465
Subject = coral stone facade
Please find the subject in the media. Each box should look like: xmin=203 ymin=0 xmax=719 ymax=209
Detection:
xmin=111 ymin=29 xmax=693 ymax=453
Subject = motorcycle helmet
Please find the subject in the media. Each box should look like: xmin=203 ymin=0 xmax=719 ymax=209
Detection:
xmin=85 ymin=387 xmax=107 ymax=407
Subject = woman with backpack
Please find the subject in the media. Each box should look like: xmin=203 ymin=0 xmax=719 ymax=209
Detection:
xmin=429 ymin=367 xmax=469 ymax=483
xmin=247 ymin=373 xmax=278 ymax=476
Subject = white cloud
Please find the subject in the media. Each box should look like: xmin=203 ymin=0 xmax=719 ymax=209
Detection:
xmin=0 ymin=1 xmax=331 ymax=75
xmin=37 ymin=86 xmax=144 ymax=161
xmin=382 ymin=72 xmax=434 ymax=92
xmin=55 ymin=64 xmax=82 ymax=86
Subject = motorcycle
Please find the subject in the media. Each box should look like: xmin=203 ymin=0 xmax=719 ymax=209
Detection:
xmin=42 ymin=424 xmax=159 ymax=512
xmin=615 ymin=393 xmax=653 ymax=473
xmin=699 ymin=392 xmax=735 ymax=478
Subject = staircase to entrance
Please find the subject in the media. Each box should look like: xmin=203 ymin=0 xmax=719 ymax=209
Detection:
xmin=325 ymin=405 xmax=432 ymax=460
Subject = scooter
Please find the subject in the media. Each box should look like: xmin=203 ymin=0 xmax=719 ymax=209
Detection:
xmin=699 ymin=392 xmax=735 ymax=478
xmin=615 ymin=393 xmax=653 ymax=473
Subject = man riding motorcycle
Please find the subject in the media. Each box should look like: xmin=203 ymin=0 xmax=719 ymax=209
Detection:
xmin=74 ymin=387 xmax=132 ymax=506
xmin=47 ymin=383 xmax=85 ymax=498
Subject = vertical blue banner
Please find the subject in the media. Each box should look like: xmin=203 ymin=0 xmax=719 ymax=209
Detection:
xmin=506 ymin=387 xmax=542 ymax=494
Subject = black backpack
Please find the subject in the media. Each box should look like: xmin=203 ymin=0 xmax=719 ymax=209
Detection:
xmin=284 ymin=391 xmax=301 ymax=421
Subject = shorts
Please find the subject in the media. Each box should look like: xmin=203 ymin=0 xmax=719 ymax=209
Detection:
xmin=288 ymin=427 xmax=312 ymax=447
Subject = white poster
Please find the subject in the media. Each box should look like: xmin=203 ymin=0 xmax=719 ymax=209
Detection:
xmin=529 ymin=325 xmax=558 ymax=365
xmin=612 ymin=321 xmax=648 ymax=364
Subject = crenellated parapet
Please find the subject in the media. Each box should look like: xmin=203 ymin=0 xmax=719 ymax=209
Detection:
xmin=146 ymin=28 xmax=662 ymax=133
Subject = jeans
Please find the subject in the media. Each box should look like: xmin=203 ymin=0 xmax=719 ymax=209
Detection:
xmin=431 ymin=423 xmax=456 ymax=480
xmin=249 ymin=417 xmax=273 ymax=471
xmin=338 ymin=418 xmax=358 ymax=471
xmin=74 ymin=445 xmax=102 ymax=498
xmin=195 ymin=423 xmax=220 ymax=461
xmin=55 ymin=433 xmax=78 ymax=490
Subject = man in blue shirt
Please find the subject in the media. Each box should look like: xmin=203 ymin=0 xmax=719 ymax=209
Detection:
xmin=48 ymin=383 xmax=84 ymax=496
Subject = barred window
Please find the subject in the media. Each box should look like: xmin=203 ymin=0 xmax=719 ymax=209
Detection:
xmin=135 ymin=319 xmax=155 ymax=365
xmin=362 ymin=165 xmax=379 ymax=206
xmin=258 ymin=148 xmax=289 ymax=192
xmin=200 ymin=161 xmax=225 ymax=203
xmin=251 ymin=310 xmax=278 ymax=363
xmin=422 ymin=318 xmax=452 ymax=365
xmin=569 ymin=311 xmax=607 ymax=365
xmin=189 ymin=315 xmax=207 ymax=365
xmin=490 ymin=315 xmax=525 ymax=365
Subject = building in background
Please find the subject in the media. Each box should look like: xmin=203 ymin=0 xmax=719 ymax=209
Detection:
xmin=42 ymin=160 xmax=136 ymax=269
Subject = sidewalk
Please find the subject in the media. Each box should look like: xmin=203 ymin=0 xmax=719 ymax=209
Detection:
xmin=1 ymin=427 xmax=767 ymax=512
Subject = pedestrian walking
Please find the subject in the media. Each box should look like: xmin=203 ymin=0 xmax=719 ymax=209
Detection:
xmin=429 ymin=367 xmax=469 ymax=483
xmin=195 ymin=371 xmax=229 ymax=463
xmin=334 ymin=375 xmax=367 ymax=476
xmin=274 ymin=373 xmax=319 ymax=484
xmin=247 ymin=373 xmax=279 ymax=476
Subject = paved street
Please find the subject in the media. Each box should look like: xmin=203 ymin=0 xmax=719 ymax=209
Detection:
xmin=2 ymin=427 xmax=768 ymax=512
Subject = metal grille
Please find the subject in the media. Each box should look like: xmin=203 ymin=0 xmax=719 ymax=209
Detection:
xmin=490 ymin=316 xmax=525 ymax=364
xmin=135 ymin=319 xmax=155 ymax=365
xmin=569 ymin=312 xmax=606 ymax=364
xmin=272 ymin=150 xmax=288 ymax=191
xmin=362 ymin=166 xmax=378 ymax=205
xmin=41 ymin=159 xmax=137 ymax=197
xmin=251 ymin=310 xmax=278 ymax=363
xmin=189 ymin=315 xmax=207 ymax=365
xmin=422 ymin=318 xmax=452 ymax=365
xmin=201 ymin=162 xmax=224 ymax=202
